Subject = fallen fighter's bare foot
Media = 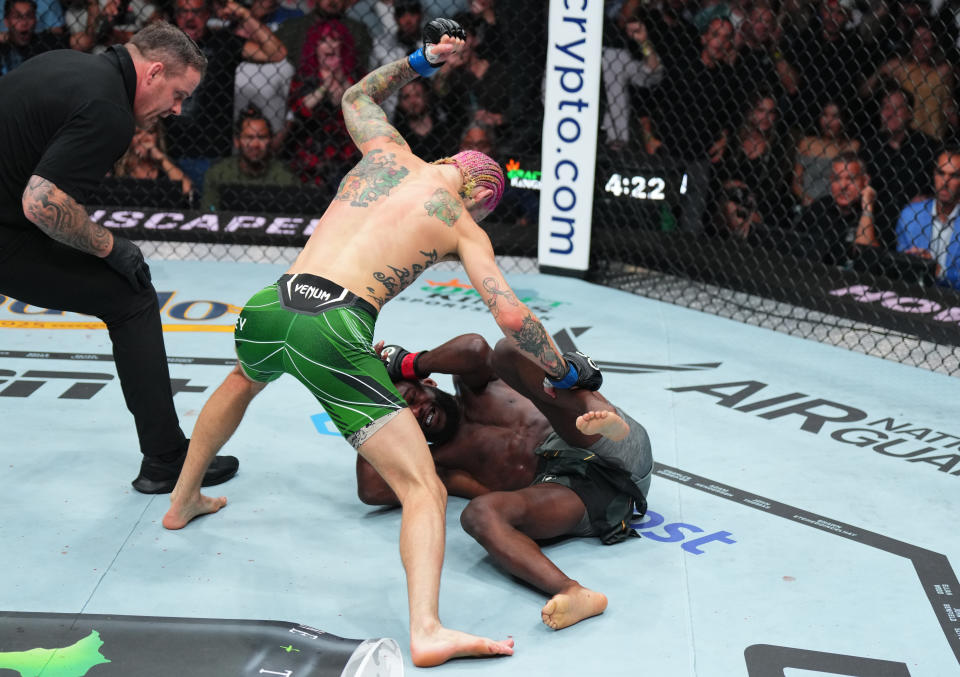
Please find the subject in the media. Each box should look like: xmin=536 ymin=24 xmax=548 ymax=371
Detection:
xmin=162 ymin=492 xmax=227 ymax=530
xmin=541 ymin=585 xmax=608 ymax=630
xmin=576 ymin=410 xmax=629 ymax=442
xmin=410 ymin=626 xmax=514 ymax=667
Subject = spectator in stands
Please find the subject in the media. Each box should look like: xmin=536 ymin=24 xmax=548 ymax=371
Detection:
xmin=793 ymin=100 xmax=862 ymax=208
xmin=862 ymin=85 xmax=939 ymax=249
xmin=659 ymin=16 xmax=748 ymax=163
xmin=276 ymin=0 xmax=371 ymax=74
xmin=391 ymin=78 xmax=456 ymax=160
xmin=370 ymin=0 xmax=421 ymax=67
xmin=367 ymin=0 xmax=423 ymax=119
xmin=166 ymin=0 xmax=286 ymax=193
xmin=112 ymin=122 xmax=193 ymax=196
xmin=452 ymin=0 xmax=501 ymax=63
xmin=784 ymin=0 xmax=875 ymax=131
xmin=65 ymin=0 xmax=158 ymax=53
xmin=431 ymin=14 xmax=509 ymax=140
xmin=737 ymin=3 xmax=802 ymax=125
xmin=619 ymin=0 xmax=698 ymax=155
xmin=0 ymin=0 xmax=62 ymax=36
xmin=600 ymin=13 xmax=665 ymax=153
xmin=860 ymin=19 xmax=957 ymax=141
xmin=793 ymin=152 xmax=882 ymax=267
xmin=707 ymin=179 xmax=769 ymax=245
xmin=721 ymin=89 xmax=794 ymax=226
xmin=285 ymin=19 xmax=358 ymax=189
xmin=691 ymin=0 xmax=732 ymax=35
xmin=458 ymin=121 xmax=494 ymax=154
xmin=250 ymin=0 xmax=303 ymax=28
xmin=234 ymin=0 xmax=301 ymax=136
xmin=738 ymin=4 xmax=799 ymax=96
xmin=201 ymin=105 xmax=298 ymax=210
xmin=630 ymin=0 xmax=699 ymax=73
xmin=346 ymin=0 xmax=397 ymax=42
xmin=1 ymin=0 xmax=66 ymax=75
xmin=896 ymin=147 xmax=960 ymax=288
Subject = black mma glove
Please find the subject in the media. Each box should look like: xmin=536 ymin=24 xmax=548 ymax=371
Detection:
xmin=408 ymin=18 xmax=465 ymax=76
xmin=104 ymin=236 xmax=152 ymax=292
xmin=548 ymin=350 xmax=603 ymax=391
xmin=381 ymin=345 xmax=430 ymax=381
xmin=423 ymin=18 xmax=466 ymax=62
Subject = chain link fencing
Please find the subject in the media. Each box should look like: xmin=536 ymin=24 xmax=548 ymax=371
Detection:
xmin=72 ymin=0 xmax=960 ymax=374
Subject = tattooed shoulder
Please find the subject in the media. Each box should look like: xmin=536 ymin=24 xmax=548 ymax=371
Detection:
xmin=336 ymin=149 xmax=410 ymax=208
xmin=365 ymin=249 xmax=440 ymax=306
xmin=423 ymin=188 xmax=463 ymax=228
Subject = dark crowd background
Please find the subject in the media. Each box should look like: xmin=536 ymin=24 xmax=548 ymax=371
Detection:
xmin=3 ymin=0 xmax=959 ymax=373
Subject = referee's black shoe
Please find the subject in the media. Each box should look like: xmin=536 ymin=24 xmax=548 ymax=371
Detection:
xmin=132 ymin=445 xmax=239 ymax=494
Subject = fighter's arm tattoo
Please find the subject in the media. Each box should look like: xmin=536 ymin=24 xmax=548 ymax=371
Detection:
xmin=366 ymin=249 xmax=440 ymax=306
xmin=22 ymin=176 xmax=112 ymax=256
xmin=480 ymin=276 xmax=564 ymax=378
xmin=342 ymin=59 xmax=417 ymax=149
xmin=424 ymin=188 xmax=462 ymax=227
xmin=481 ymin=277 xmax=519 ymax=319
xmin=512 ymin=315 xmax=565 ymax=379
xmin=336 ymin=149 xmax=409 ymax=207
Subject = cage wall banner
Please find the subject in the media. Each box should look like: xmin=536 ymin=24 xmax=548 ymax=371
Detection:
xmin=538 ymin=0 xmax=604 ymax=275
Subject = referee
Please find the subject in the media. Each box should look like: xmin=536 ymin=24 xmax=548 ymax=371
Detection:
xmin=0 ymin=22 xmax=239 ymax=493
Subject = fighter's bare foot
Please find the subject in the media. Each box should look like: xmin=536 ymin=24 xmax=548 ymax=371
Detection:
xmin=162 ymin=492 xmax=227 ymax=530
xmin=541 ymin=585 xmax=608 ymax=630
xmin=576 ymin=410 xmax=629 ymax=441
xmin=410 ymin=626 xmax=514 ymax=667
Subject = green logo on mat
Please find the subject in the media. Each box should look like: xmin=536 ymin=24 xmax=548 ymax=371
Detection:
xmin=0 ymin=630 xmax=110 ymax=677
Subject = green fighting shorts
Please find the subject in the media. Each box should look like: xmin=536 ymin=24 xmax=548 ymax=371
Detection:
xmin=234 ymin=273 xmax=405 ymax=448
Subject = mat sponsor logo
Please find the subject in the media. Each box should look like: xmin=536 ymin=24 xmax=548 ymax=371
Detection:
xmin=630 ymin=508 xmax=736 ymax=554
xmin=669 ymin=380 xmax=960 ymax=478
xmin=0 ymin=291 xmax=241 ymax=327
xmin=0 ymin=367 xmax=206 ymax=399
xmin=397 ymin=278 xmax=568 ymax=319
xmin=0 ymin=369 xmax=113 ymax=399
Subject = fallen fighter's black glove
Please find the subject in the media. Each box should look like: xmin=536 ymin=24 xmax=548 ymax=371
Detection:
xmin=381 ymin=345 xmax=430 ymax=381
xmin=104 ymin=236 xmax=152 ymax=292
xmin=548 ymin=351 xmax=603 ymax=391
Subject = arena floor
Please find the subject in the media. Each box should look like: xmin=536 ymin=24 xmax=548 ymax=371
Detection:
xmin=1 ymin=259 xmax=957 ymax=677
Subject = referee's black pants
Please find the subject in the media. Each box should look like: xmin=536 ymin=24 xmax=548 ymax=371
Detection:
xmin=0 ymin=226 xmax=187 ymax=459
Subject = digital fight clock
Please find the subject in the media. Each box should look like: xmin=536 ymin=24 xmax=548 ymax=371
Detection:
xmin=593 ymin=156 xmax=709 ymax=232
xmin=603 ymin=173 xmax=673 ymax=201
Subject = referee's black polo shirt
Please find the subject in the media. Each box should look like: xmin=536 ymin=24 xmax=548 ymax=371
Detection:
xmin=0 ymin=46 xmax=137 ymax=231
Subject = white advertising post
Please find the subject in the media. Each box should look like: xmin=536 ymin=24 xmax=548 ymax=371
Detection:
xmin=538 ymin=0 xmax=604 ymax=276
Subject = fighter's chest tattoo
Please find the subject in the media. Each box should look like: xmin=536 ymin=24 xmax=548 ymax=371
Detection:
xmin=423 ymin=188 xmax=462 ymax=227
xmin=366 ymin=249 xmax=439 ymax=306
xmin=336 ymin=149 xmax=409 ymax=207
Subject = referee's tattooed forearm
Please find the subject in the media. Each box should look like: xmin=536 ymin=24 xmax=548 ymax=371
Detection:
xmin=24 ymin=176 xmax=111 ymax=256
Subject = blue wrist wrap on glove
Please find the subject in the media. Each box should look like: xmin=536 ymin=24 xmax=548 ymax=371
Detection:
xmin=549 ymin=363 xmax=580 ymax=389
xmin=408 ymin=48 xmax=438 ymax=78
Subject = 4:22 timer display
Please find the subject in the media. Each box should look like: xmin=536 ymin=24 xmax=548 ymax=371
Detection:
xmin=602 ymin=172 xmax=687 ymax=200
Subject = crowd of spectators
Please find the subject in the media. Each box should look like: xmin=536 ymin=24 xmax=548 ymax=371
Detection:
xmin=600 ymin=0 xmax=960 ymax=288
xmin=2 ymin=0 xmax=958 ymax=287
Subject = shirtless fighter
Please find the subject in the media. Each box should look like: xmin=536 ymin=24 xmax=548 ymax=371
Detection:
xmin=161 ymin=19 xmax=602 ymax=667
xmin=359 ymin=333 xmax=654 ymax=630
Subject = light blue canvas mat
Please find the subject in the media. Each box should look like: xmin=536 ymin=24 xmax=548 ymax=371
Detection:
xmin=1 ymin=259 xmax=957 ymax=676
